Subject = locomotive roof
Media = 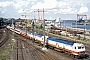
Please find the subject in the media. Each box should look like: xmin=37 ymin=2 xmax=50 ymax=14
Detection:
xmin=34 ymin=33 xmax=42 ymax=37
xmin=47 ymin=37 xmax=75 ymax=46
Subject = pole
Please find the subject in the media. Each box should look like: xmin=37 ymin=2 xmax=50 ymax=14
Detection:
xmin=34 ymin=16 xmax=36 ymax=32
xmin=54 ymin=19 xmax=56 ymax=26
xmin=38 ymin=9 xmax=40 ymax=34
xmin=12 ymin=18 xmax=14 ymax=40
xmin=32 ymin=20 xmax=34 ymax=45
xmin=76 ymin=15 xmax=78 ymax=41
xmin=23 ymin=10 xmax=27 ymax=48
xmin=84 ymin=23 xmax=86 ymax=40
xmin=59 ymin=18 xmax=61 ymax=28
xmin=25 ymin=16 xmax=27 ymax=35
xmin=25 ymin=13 xmax=28 ymax=48
xmin=42 ymin=8 xmax=46 ymax=49
xmin=11 ymin=18 xmax=14 ymax=60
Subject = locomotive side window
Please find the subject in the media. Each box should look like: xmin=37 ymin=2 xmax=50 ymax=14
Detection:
xmin=75 ymin=47 xmax=76 ymax=49
xmin=42 ymin=38 xmax=43 ymax=40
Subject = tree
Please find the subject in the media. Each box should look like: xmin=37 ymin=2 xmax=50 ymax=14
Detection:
xmin=77 ymin=35 xmax=81 ymax=40
xmin=39 ymin=24 xmax=43 ymax=29
xmin=0 ymin=18 xmax=3 ymax=20
xmin=32 ymin=21 xmax=35 ymax=28
xmin=32 ymin=21 xmax=35 ymax=44
xmin=0 ymin=17 xmax=3 ymax=26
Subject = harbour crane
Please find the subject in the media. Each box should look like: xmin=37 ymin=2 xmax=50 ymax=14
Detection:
xmin=77 ymin=14 xmax=87 ymax=21
xmin=34 ymin=8 xmax=58 ymax=23
xmin=77 ymin=14 xmax=87 ymax=40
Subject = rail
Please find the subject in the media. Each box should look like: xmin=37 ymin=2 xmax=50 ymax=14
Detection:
xmin=22 ymin=39 xmax=59 ymax=60
xmin=0 ymin=29 xmax=9 ymax=48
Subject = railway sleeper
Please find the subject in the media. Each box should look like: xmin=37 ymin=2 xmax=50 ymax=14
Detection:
xmin=48 ymin=45 xmax=55 ymax=50
xmin=76 ymin=54 xmax=89 ymax=59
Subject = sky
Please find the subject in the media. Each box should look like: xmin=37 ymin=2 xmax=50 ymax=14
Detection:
xmin=0 ymin=0 xmax=90 ymax=20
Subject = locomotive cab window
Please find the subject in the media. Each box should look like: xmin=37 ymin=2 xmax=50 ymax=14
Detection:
xmin=82 ymin=46 xmax=84 ymax=49
xmin=78 ymin=46 xmax=81 ymax=49
xmin=81 ymin=45 xmax=85 ymax=49
xmin=77 ymin=45 xmax=85 ymax=49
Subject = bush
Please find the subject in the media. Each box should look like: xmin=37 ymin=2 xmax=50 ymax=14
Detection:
xmin=77 ymin=35 xmax=81 ymax=40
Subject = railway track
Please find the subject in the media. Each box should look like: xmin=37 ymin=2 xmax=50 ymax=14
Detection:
xmin=0 ymin=29 xmax=3 ymax=39
xmin=10 ymin=29 xmax=90 ymax=60
xmin=0 ymin=28 xmax=6 ymax=42
xmin=22 ymin=39 xmax=59 ymax=60
xmin=11 ymin=34 xmax=25 ymax=60
xmin=0 ymin=29 xmax=9 ymax=48
xmin=20 ymin=36 xmax=89 ymax=60
xmin=12 ymin=32 xmax=59 ymax=60
xmin=17 ymin=39 xmax=24 ymax=60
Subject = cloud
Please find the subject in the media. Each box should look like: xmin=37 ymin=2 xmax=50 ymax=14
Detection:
xmin=58 ymin=2 xmax=69 ymax=9
xmin=63 ymin=0 xmax=90 ymax=4
xmin=13 ymin=0 xmax=37 ymax=9
xmin=57 ymin=8 xmax=77 ymax=14
xmin=31 ymin=2 xmax=34 ymax=4
xmin=13 ymin=0 xmax=30 ymax=9
xmin=43 ymin=0 xmax=58 ymax=9
xmin=18 ymin=9 xmax=24 ymax=13
xmin=31 ymin=2 xmax=43 ymax=9
xmin=0 ymin=1 xmax=14 ymax=7
xmin=55 ymin=0 xmax=90 ymax=14
xmin=14 ymin=0 xmax=36 ymax=3
xmin=53 ymin=1 xmax=78 ymax=14
xmin=17 ymin=0 xmax=89 ymax=15
xmin=0 ymin=0 xmax=90 ymax=19
xmin=0 ymin=10 xmax=5 ymax=13
xmin=31 ymin=0 xmax=78 ymax=14
xmin=31 ymin=0 xmax=58 ymax=9
xmin=18 ymin=8 xmax=33 ymax=13
xmin=78 ymin=6 xmax=88 ymax=13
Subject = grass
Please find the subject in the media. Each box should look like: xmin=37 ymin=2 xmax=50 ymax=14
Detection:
xmin=0 ymin=44 xmax=11 ymax=60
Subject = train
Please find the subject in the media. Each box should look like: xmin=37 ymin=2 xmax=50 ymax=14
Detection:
xmin=6 ymin=26 xmax=86 ymax=58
